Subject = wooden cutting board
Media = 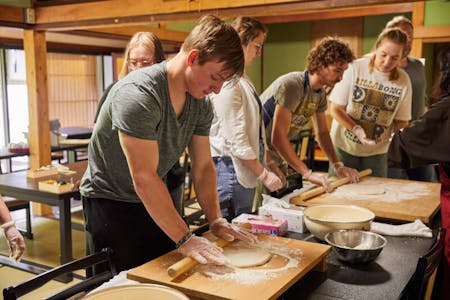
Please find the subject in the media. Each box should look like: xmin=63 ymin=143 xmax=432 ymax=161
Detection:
xmin=127 ymin=234 xmax=330 ymax=300
xmin=291 ymin=176 xmax=441 ymax=224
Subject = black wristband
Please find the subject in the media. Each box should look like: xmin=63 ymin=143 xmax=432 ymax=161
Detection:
xmin=175 ymin=232 xmax=194 ymax=248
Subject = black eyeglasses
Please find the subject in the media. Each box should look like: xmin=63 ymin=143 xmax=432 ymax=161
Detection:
xmin=128 ymin=60 xmax=153 ymax=68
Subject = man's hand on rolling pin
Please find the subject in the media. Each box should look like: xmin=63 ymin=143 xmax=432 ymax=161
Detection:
xmin=177 ymin=235 xmax=231 ymax=265
xmin=303 ymin=170 xmax=333 ymax=192
xmin=333 ymin=162 xmax=359 ymax=183
xmin=210 ymin=217 xmax=257 ymax=244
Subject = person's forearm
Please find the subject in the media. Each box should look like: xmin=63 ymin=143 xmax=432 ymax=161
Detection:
xmin=134 ymin=171 xmax=190 ymax=243
xmin=316 ymin=131 xmax=339 ymax=164
xmin=272 ymin=135 xmax=309 ymax=176
xmin=330 ymin=103 xmax=356 ymax=130
xmin=0 ymin=201 xmax=13 ymax=225
xmin=191 ymin=161 xmax=222 ymax=223
xmin=238 ymin=157 xmax=265 ymax=177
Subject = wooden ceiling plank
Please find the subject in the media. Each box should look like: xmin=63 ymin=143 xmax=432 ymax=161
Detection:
xmin=34 ymin=0 xmax=303 ymax=24
xmin=258 ymin=3 xmax=413 ymax=23
xmin=34 ymin=0 xmax=416 ymax=31
xmin=91 ymin=26 xmax=188 ymax=42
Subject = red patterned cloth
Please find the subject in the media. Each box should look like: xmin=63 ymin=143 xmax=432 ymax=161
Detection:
xmin=438 ymin=164 xmax=450 ymax=300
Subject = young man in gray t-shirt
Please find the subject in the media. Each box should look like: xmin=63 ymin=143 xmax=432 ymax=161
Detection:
xmin=80 ymin=15 xmax=255 ymax=275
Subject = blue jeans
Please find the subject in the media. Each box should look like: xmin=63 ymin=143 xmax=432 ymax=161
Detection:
xmin=329 ymin=147 xmax=388 ymax=177
xmin=213 ymin=156 xmax=255 ymax=219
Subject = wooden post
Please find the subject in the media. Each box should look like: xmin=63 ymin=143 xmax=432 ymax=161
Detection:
xmin=23 ymin=29 xmax=53 ymax=216
xmin=411 ymin=1 xmax=425 ymax=58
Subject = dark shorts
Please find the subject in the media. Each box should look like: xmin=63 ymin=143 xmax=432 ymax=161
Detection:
xmin=82 ymin=197 xmax=174 ymax=275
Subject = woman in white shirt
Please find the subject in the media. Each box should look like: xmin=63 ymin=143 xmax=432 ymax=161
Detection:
xmin=210 ymin=17 xmax=283 ymax=219
xmin=329 ymin=27 xmax=412 ymax=177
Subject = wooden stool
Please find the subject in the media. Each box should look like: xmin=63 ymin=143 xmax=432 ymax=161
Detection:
xmin=3 ymin=196 xmax=33 ymax=239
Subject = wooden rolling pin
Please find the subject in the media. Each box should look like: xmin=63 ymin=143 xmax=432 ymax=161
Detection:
xmin=296 ymin=168 xmax=372 ymax=202
xmin=167 ymin=238 xmax=229 ymax=278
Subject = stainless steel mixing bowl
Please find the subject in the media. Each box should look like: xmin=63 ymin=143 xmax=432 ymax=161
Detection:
xmin=324 ymin=230 xmax=387 ymax=264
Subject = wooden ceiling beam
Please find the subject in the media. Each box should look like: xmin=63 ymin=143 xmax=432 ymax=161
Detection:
xmin=258 ymin=2 xmax=413 ymax=24
xmin=89 ymin=25 xmax=189 ymax=42
xmin=0 ymin=4 xmax=27 ymax=26
xmin=33 ymin=0 xmax=418 ymax=31
xmin=414 ymin=24 xmax=450 ymax=40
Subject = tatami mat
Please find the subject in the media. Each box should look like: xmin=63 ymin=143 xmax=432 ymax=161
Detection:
xmin=0 ymin=216 xmax=85 ymax=298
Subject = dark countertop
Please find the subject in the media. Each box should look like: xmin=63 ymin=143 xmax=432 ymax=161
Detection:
xmin=60 ymin=126 xmax=93 ymax=139
xmin=280 ymin=232 xmax=435 ymax=300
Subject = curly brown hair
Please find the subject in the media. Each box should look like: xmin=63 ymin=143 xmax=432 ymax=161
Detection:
xmin=306 ymin=37 xmax=355 ymax=74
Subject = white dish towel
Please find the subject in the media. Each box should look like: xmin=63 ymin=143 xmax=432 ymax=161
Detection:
xmin=371 ymin=219 xmax=433 ymax=238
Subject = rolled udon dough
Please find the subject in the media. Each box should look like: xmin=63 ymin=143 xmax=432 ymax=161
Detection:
xmin=222 ymin=246 xmax=272 ymax=268
xmin=338 ymin=183 xmax=386 ymax=195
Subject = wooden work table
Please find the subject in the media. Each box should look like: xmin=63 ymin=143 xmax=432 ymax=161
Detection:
xmin=0 ymin=160 xmax=87 ymax=282
xmin=291 ymin=176 xmax=441 ymax=225
xmin=90 ymin=229 xmax=437 ymax=300
xmin=0 ymin=140 xmax=89 ymax=173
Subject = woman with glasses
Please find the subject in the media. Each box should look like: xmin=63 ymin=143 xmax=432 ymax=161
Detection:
xmin=94 ymin=31 xmax=165 ymax=122
xmin=209 ymin=17 xmax=284 ymax=219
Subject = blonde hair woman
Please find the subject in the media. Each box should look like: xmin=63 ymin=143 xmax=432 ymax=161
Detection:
xmin=329 ymin=28 xmax=412 ymax=177
xmin=95 ymin=32 xmax=165 ymax=122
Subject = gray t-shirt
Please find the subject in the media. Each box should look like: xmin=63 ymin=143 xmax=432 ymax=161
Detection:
xmin=80 ymin=61 xmax=213 ymax=202
xmin=261 ymin=71 xmax=327 ymax=164
xmin=403 ymin=56 xmax=427 ymax=121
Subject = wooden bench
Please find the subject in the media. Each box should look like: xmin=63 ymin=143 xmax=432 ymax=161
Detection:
xmin=3 ymin=196 xmax=33 ymax=239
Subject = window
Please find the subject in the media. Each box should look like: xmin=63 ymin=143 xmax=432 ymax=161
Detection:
xmin=0 ymin=49 xmax=107 ymax=172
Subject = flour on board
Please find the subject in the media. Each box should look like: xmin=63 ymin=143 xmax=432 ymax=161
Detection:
xmin=195 ymin=240 xmax=302 ymax=285
xmin=330 ymin=178 xmax=433 ymax=202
